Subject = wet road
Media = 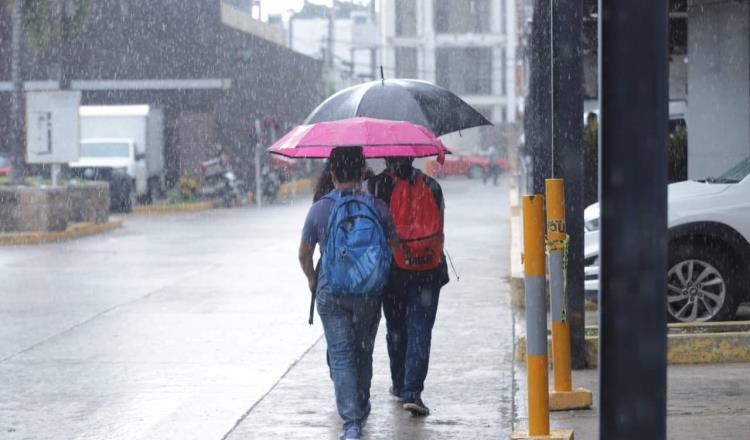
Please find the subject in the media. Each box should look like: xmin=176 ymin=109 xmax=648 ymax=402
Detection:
xmin=0 ymin=178 xmax=514 ymax=439
xmin=1 ymin=195 xmax=321 ymax=439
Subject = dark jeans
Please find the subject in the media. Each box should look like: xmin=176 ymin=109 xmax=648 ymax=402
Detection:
xmin=317 ymin=290 xmax=381 ymax=430
xmin=382 ymin=275 xmax=441 ymax=399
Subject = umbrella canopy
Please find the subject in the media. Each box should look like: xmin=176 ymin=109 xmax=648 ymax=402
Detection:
xmin=267 ymin=117 xmax=450 ymax=162
xmin=304 ymin=79 xmax=492 ymax=137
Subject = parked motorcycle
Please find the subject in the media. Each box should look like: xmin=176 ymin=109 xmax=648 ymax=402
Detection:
xmin=198 ymin=155 xmax=246 ymax=207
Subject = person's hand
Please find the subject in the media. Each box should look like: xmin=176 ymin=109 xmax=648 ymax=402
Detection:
xmin=307 ymin=277 xmax=316 ymax=293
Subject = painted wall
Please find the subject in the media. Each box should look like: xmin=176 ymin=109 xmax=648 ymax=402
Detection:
xmin=688 ymin=0 xmax=750 ymax=179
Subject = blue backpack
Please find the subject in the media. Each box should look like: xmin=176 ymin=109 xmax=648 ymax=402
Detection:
xmin=322 ymin=191 xmax=392 ymax=295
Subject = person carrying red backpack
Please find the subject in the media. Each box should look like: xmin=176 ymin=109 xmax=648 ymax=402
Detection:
xmin=368 ymin=157 xmax=450 ymax=416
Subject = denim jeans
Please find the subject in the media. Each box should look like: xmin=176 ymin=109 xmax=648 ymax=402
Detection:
xmin=382 ymin=276 xmax=441 ymax=399
xmin=317 ymin=290 xmax=381 ymax=430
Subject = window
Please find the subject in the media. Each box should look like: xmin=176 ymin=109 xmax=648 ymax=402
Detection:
xmin=395 ymin=0 xmax=417 ymax=37
xmin=434 ymin=0 xmax=491 ymax=34
xmin=436 ymin=47 xmax=493 ymax=95
xmin=80 ymin=142 xmax=131 ymax=158
xmin=395 ymin=47 xmax=418 ymax=78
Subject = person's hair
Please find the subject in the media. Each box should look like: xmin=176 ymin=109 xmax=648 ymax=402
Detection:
xmin=330 ymin=147 xmax=365 ymax=183
xmin=385 ymin=157 xmax=415 ymax=180
xmin=313 ymin=159 xmax=334 ymax=202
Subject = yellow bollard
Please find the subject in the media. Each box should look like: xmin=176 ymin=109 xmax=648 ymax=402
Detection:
xmin=511 ymin=195 xmax=574 ymax=440
xmin=545 ymin=179 xmax=592 ymax=412
xmin=522 ymin=195 xmax=549 ymax=436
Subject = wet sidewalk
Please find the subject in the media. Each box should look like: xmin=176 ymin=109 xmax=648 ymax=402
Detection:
xmin=225 ymin=179 xmax=517 ymax=439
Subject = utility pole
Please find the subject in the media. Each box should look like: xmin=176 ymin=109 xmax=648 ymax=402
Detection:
xmin=525 ymin=0 xmax=552 ymax=195
xmin=327 ymin=2 xmax=336 ymax=69
xmin=9 ymin=0 xmax=25 ymax=185
xmin=599 ymin=0 xmax=668 ymax=438
xmin=552 ymin=0 xmax=585 ymax=368
xmin=370 ymin=0 xmax=378 ymax=80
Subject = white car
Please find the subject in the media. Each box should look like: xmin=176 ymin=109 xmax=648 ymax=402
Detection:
xmin=584 ymin=156 xmax=750 ymax=322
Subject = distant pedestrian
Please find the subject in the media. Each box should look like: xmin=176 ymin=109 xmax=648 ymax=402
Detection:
xmin=299 ymin=147 xmax=399 ymax=440
xmin=368 ymin=157 xmax=449 ymax=416
xmin=484 ymin=145 xmax=501 ymax=186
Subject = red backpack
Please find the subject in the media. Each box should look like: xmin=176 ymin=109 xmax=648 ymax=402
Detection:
xmin=387 ymin=172 xmax=444 ymax=271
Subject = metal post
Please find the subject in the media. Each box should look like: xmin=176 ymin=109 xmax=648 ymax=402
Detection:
xmin=525 ymin=0 xmax=552 ymax=194
xmin=9 ymin=0 xmax=25 ymax=185
xmin=598 ymin=0 xmax=668 ymax=439
xmin=522 ymin=195 xmax=550 ymax=437
xmin=547 ymin=179 xmax=571 ymax=392
xmin=51 ymin=164 xmax=61 ymax=187
xmin=514 ymin=193 xmax=573 ymax=440
xmin=546 ymin=179 xmax=592 ymax=412
xmin=551 ymin=0 xmax=586 ymax=369
xmin=254 ymin=119 xmax=263 ymax=207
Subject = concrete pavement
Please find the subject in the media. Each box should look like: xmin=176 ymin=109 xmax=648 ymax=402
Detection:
xmin=225 ymin=178 xmax=515 ymax=439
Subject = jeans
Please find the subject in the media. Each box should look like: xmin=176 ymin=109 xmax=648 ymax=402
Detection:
xmin=382 ymin=275 xmax=441 ymax=399
xmin=317 ymin=290 xmax=381 ymax=430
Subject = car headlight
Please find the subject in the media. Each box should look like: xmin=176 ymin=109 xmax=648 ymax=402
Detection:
xmin=584 ymin=218 xmax=600 ymax=232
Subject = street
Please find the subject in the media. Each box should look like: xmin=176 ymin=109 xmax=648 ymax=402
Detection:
xmin=0 ymin=178 xmax=514 ymax=439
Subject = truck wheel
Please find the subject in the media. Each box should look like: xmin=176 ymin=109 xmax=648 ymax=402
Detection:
xmin=666 ymin=241 xmax=740 ymax=322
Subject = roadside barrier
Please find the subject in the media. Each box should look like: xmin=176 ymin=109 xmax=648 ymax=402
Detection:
xmin=512 ymin=195 xmax=573 ymax=440
xmin=545 ymin=179 xmax=593 ymax=411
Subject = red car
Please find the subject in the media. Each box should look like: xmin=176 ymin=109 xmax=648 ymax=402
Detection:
xmin=428 ymin=154 xmax=509 ymax=179
xmin=0 ymin=155 xmax=11 ymax=177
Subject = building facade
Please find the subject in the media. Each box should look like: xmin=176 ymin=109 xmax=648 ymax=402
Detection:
xmin=0 ymin=0 xmax=322 ymax=186
xmin=289 ymin=2 xmax=380 ymax=92
xmin=380 ymin=0 xmax=520 ymax=151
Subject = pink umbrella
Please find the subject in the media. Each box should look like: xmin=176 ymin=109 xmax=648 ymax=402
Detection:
xmin=267 ymin=117 xmax=450 ymax=164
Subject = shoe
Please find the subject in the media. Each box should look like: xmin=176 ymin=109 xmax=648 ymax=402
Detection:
xmin=389 ymin=386 xmax=403 ymax=402
xmin=340 ymin=426 xmax=361 ymax=440
xmin=403 ymin=393 xmax=430 ymax=416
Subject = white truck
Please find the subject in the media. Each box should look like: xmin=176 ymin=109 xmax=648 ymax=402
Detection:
xmin=71 ymin=105 xmax=165 ymax=209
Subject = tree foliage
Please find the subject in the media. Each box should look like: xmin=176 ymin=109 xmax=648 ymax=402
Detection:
xmin=7 ymin=0 xmax=93 ymax=51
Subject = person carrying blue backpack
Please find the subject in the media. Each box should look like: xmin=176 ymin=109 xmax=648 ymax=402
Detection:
xmin=298 ymin=147 xmax=398 ymax=440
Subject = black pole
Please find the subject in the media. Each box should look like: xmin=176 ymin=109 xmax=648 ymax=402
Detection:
xmin=8 ymin=0 xmax=25 ymax=185
xmin=525 ymin=0 xmax=552 ymax=195
xmin=552 ymin=0 xmax=585 ymax=369
xmin=598 ymin=0 xmax=668 ymax=439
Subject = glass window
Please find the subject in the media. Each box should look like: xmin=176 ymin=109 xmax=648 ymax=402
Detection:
xmin=395 ymin=47 xmax=418 ymax=78
xmin=717 ymin=157 xmax=750 ymax=182
xmin=395 ymin=0 xmax=417 ymax=37
xmin=434 ymin=0 xmax=491 ymax=34
xmin=436 ymin=47 xmax=493 ymax=95
xmin=80 ymin=143 xmax=132 ymax=158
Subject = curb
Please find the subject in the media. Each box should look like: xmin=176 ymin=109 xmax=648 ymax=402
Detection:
xmin=133 ymin=201 xmax=217 ymax=215
xmin=0 ymin=219 xmax=124 ymax=246
xmin=515 ymin=321 xmax=750 ymax=368
xmin=277 ymin=178 xmax=314 ymax=198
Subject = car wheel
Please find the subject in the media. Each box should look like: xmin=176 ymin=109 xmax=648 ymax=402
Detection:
xmin=666 ymin=242 xmax=739 ymax=322
xmin=468 ymin=166 xmax=484 ymax=179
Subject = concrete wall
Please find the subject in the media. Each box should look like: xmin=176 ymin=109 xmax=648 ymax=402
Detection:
xmin=688 ymin=0 xmax=750 ymax=179
xmin=0 ymin=183 xmax=109 ymax=233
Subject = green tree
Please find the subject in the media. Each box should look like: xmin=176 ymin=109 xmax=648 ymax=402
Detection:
xmin=11 ymin=0 xmax=93 ymax=51
xmin=583 ymin=113 xmax=598 ymax=207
